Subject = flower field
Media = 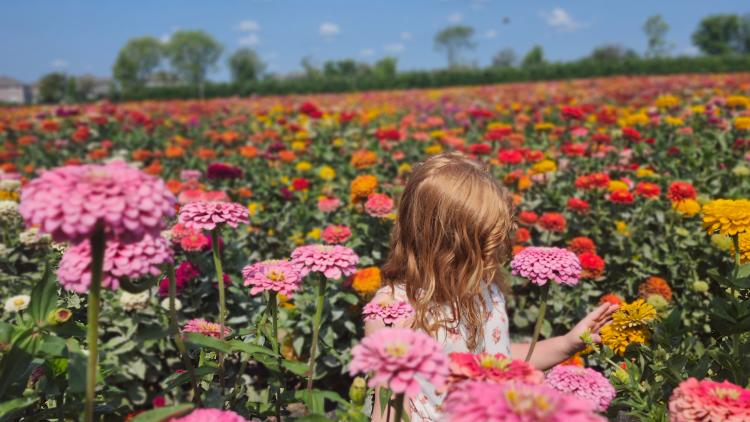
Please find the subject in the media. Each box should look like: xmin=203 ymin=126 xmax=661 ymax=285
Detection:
xmin=1 ymin=73 xmax=750 ymax=420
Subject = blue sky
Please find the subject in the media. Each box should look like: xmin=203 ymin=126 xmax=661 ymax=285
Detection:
xmin=1 ymin=0 xmax=748 ymax=83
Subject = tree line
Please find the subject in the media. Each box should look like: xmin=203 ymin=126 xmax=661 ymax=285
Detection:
xmin=36 ymin=13 xmax=750 ymax=102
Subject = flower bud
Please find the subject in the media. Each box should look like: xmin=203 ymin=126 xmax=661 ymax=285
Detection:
xmin=348 ymin=376 xmax=367 ymax=407
xmin=613 ymin=368 xmax=630 ymax=384
xmin=691 ymin=281 xmax=709 ymax=293
xmin=46 ymin=308 xmax=72 ymax=326
xmin=646 ymin=294 xmax=669 ymax=312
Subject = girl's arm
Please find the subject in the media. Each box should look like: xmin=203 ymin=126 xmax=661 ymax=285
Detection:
xmin=510 ymin=302 xmax=618 ymax=370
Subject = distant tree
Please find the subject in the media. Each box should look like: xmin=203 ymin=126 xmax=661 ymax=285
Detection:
xmin=300 ymin=56 xmax=320 ymax=77
xmin=692 ymin=14 xmax=743 ymax=55
xmin=165 ymin=30 xmax=223 ymax=97
xmin=228 ymin=48 xmax=265 ymax=84
xmin=37 ymin=72 xmax=68 ymax=103
xmin=434 ymin=25 xmax=476 ymax=68
xmin=491 ymin=48 xmax=517 ymax=68
xmin=643 ymin=15 xmax=671 ymax=57
xmin=739 ymin=13 xmax=750 ymax=53
xmin=589 ymin=44 xmax=638 ymax=62
xmin=112 ymin=37 xmax=163 ymax=91
xmin=521 ymin=45 xmax=545 ymax=68
xmin=76 ymin=75 xmax=97 ymax=100
xmin=373 ymin=57 xmax=397 ymax=79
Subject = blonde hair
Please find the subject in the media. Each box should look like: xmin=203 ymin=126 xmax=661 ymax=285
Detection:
xmin=382 ymin=152 xmax=515 ymax=350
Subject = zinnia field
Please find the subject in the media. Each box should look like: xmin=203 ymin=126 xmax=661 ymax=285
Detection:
xmin=1 ymin=73 xmax=750 ymax=421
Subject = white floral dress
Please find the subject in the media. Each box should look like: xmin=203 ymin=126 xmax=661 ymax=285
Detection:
xmin=370 ymin=284 xmax=511 ymax=421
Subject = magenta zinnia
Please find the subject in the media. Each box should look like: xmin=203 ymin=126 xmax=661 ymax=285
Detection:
xmin=19 ymin=161 xmax=175 ymax=244
xmin=510 ymin=246 xmax=581 ymax=286
xmin=443 ymin=381 xmax=605 ymax=422
xmin=57 ymin=235 xmax=172 ymax=293
xmin=545 ymin=365 xmax=616 ymax=412
xmin=291 ymin=244 xmax=359 ymax=280
xmin=182 ymin=318 xmax=233 ymax=339
xmin=669 ymin=378 xmax=750 ymax=422
xmin=178 ymin=201 xmax=249 ymax=231
xmin=242 ymin=260 xmax=302 ymax=296
xmin=348 ymin=327 xmax=449 ymax=397
xmin=446 ymin=352 xmax=544 ymax=389
xmin=171 ymin=408 xmax=247 ymax=422
xmin=362 ymin=300 xmax=414 ymax=325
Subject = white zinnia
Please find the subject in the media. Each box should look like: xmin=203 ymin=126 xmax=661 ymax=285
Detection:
xmin=4 ymin=294 xmax=30 ymax=312
xmin=119 ymin=290 xmax=151 ymax=311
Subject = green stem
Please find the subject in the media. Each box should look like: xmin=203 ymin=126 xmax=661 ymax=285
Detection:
xmin=270 ymin=292 xmax=281 ymax=421
xmin=85 ymin=227 xmax=105 ymax=422
xmin=392 ymin=393 xmax=405 ymax=422
xmin=306 ymin=277 xmax=327 ymax=394
xmin=210 ymin=230 xmax=226 ymax=396
xmin=731 ymin=234 xmax=741 ymax=363
xmin=167 ymin=263 xmax=201 ymax=405
xmin=525 ymin=283 xmax=550 ymax=362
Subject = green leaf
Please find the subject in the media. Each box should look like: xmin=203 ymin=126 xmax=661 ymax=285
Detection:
xmin=710 ymin=298 xmax=750 ymax=336
xmin=0 ymin=330 xmax=35 ymax=400
xmin=0 ymin=397 xmax=37 ymax=419
xmin=131 ymin=404 xmax=194 ymax=422
xmin=379 ymin=387 xmax=392 ymax=416
xmin=163 ymin=366 xmax=217 ymax=390
xmin=66 ymin=339 xmax=87 ymax=393
xmin=738 ymin=263 xmax=750 ymax=280
xmin=281 ymin=359 xmax=310 ymax=376
xmin=28 ymin=264 xmax=57 ymax=326
xmin=293 ymin=415 xmax=331 ymax=422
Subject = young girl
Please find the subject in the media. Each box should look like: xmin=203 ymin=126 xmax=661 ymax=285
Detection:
xmin=366 ymin=152 xmax=618 ymax=421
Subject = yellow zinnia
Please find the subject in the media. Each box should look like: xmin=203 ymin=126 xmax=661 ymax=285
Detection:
xmin=615 ymin=220 xmax=630 ymax=237
xmin=735 ymin=116 xmax=750 ymax=131
xmin=318 ymin=165 xmax=336 ymax=181
xmin=531 ymin=159 xmax=556 ymax=174
xmin=702 ymin=199 xmax=750 ymax=235
xmin=424 ymin=144 xmax=443 ymax=155
xmin=655 ymin=94 xmax=680 ymax=109
xmin=611 ymin=299 xmax=657 ymax=329
xmin=673 ymin=199 xmax=701 ymax=217
xmin=352 ymin=267 xmax=382 ymax=296
xmin=601 ymin=324 xmax=649 ymax=356
xmin=296 ymin=161 xmax=312 ymax=172
xmin=608 ymin=180 xmax=629 ymax=192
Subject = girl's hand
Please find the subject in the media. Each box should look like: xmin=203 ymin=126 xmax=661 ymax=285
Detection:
xmin=564 ymin=303 xmax=619 ymax=352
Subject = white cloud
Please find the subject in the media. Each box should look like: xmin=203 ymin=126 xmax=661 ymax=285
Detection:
xmin=541 ymin=8 xmax=581 ymax=32
xmin=485 ymin=29 xmax=497 ymax=39
xmin=359 ymin=48 xmax=375 ymax=57
xmin=471 ymin=0 xmax=490 ymax=9
xmin=238 ymin=33 xmax=260 ymax=46
xmin=400 ymin=31 xmax=412 ymax=41
xmin=160 ymin=26 xmax=180 ymax=43
xmin=448 ymin=12 xmax=463 ymax=23
xmin=236 ymin=20 xmax=260 ymax=32
xmin=319 ymin=22 xmax=340 ymax=37
xmin=384 ymin=43 xmax=405 ymax=54
xmin=51 ymin=59 xmax=68 ymax=69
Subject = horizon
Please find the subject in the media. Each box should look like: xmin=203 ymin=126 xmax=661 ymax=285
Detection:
xmin=1 ymin=0 xmax=748 ymax=84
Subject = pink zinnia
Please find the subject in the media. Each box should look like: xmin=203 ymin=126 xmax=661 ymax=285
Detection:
xmin=510 ymin=246 xmax=581 ymax=286
xmin=58 ymin=235 xmax=172 ymax=293
xmin=242 ymin=260 xmax=302 ymax=296
xmin=182 ymin=318 xmax=232 ymax=339
xmin=322 ymin=224 xmax=352 ymax=244
xmin=317 ymin=196 xmax=341 ymax=213
xmin=170 ymin=408 xmax=247 ymax=422
xmin=364 ymin=193 xmax=394 ymax=218
xmin=20 ymin=161 xmax=175 ymax=244
xmin=179 ymin=169 xmax=202 ymax=181
xmin=348 ymin=327 xmax=449 ymax=398
xmin=546 ymin=365 xmax=616 ymax=412
xmin=178 ymin=201 xmax=249 ymax=231
xmin=177 ymin=189 xmax=230 ymax=204
xmin=291 ymin=244 xmax=359 ymax=280
xmin=443 ymin=381 xmax=605 ymax=422
xmin=668 ymin=378 xmax=750 ymax=422
xmin=362 ymin=299 xmax=414 ymax=325
xmin=447 ymin=352 xmax=544 ymax=389
xmin=170 ymin=223 xmax=210 ymax=251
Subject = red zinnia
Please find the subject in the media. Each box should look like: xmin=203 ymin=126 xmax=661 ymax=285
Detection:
xmin=468 ymin=143 xmax=493 ymax=156
xmin=291 ymin=177 xmax=311 ymax=191
xmin=567 ymin=197 xmax=590 ymax=213
xmin=622 ymin=127 xmax=641 ymax=142
xmin=609 ymin=190 xmax=634 ymax=204
xmin=568 ymin=237 xmax=596 ymax=255
xmin=667 ymin=181 xmax=696 ymax=202
xmin=518 ymin=211 xmax=538 ymax=226
xmin=514 ymin=227 xmax=531 ymax=244
xmin=497 ymin=149 xmax=524 ymax=165
xmin=599 ymin=293 xmax=623 ymax=306
xmin=634 ymin=182 xmax=661 ymax=198
xmin=538 ymin=212 xmax=566 ymax=233
xmin=579 ymin=252 xmax=605 ymax=279
xmin=561 ymin=106 xmax=585 ymax=121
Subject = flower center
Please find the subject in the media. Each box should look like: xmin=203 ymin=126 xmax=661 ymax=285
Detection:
xmin=713 ymin=387 xmax=740 ymax=400
xmin=479 ymin=355 xmax=510 ymax=369
xmin=266 ymin=269 xmax=286 ymax=282
xmin=13 ymin=298 xmax=26 ymax=306
xmin=385 ymin=342 xmax=408 ymax=357
xmin=504 ymin=389 xmax=552 ymax=417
